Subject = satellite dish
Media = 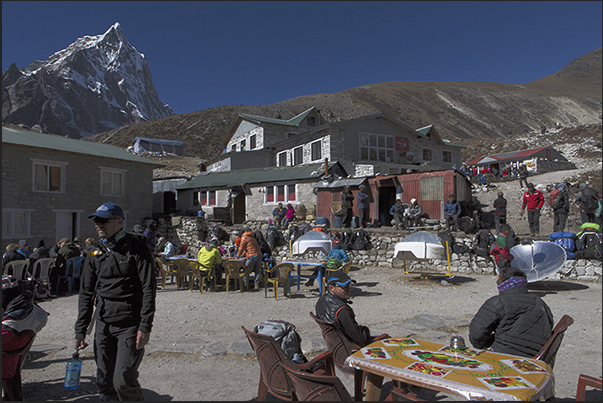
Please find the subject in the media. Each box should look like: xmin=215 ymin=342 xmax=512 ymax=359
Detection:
xmin=509 ymin=241 xmax=567 ymax=282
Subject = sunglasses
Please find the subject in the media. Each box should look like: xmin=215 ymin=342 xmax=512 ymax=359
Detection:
xmin=93 ymin=217 xmax=115 ymax=225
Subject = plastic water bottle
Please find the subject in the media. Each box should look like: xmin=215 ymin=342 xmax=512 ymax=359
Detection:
xmin=64 ymin=351 xmax=82 ymax=389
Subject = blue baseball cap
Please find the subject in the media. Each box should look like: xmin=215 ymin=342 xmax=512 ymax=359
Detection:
xmin=326 ymin=270 xmax=356 ymax=287
xmin=88 ymin=202 xmax=124 ymax=219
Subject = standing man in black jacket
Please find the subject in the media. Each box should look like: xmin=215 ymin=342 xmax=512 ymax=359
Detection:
xmin=74 ymin=202 xmax=156 ymax=401
xmin=340 ymin=185 xmax=355 ymax=228
xmin=469 ymin=267 xmax=553 ymax=358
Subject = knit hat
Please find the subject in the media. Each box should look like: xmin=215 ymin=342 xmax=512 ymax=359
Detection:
xmin=579 ymin=183 xmax=587 ymax=190
xmin=410 ymin=198 xmax=417 ymax=204
xmin=58 ymin=237 xmax=69 ymax=244
xmin=557 ymin=183 xmax=566 ymax=190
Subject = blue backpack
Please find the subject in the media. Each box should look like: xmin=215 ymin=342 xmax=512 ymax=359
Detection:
xmin=549 ymin=231 xmax=576 ymax=259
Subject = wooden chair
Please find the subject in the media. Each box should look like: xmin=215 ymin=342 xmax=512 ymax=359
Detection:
xmin=4 ymin=260 xmax=30 ymax=281
xmin=222 ymin=259 xmax=247 ymax=293
xmin=322 ymin=261 xmax=352 ymax=291
xmin=56 ymin=256 xmax=85 ymax=294
xmin=242 ymin=326 xmax=336 ymax=401
xmin=30 ymin=258 xmax=54 ymax=288
xmin=2 ymin=330 xmax=36 ymax=401
xmin=387 ymin=384 xmax=424 ymax=401
xmin=576 ymin=374 xmax=602 ymax=401
xmin=533 ymin=314 xmax=574 ymax=369
xmin=157 ymin=257 xmax=178 ymax=288
xmin=188 ymin=260 xmax=216 ymax=293
xmin=264 ymin=262 xmax=294 ymax=300
xmin=172 ymin=258 xmax=191 ymax=290
xmin=310 ymin=311 xmax=365 ymax=401
xmin=282 ymin=364 xmax=353 ymax=401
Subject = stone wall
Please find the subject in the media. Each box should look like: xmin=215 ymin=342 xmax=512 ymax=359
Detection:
xmin=167 ymin=217 xmax=601 ymax=282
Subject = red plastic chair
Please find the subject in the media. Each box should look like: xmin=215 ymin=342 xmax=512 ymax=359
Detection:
xmin=576 ymin=374 xmax=602 ymax=401
xmin=242 ymin=326 xmax=335 ymax=401
xmin=2 ymin=330 xmax=36 ymax=401
xmin=282 ymin=364 xmax=353 ymax=401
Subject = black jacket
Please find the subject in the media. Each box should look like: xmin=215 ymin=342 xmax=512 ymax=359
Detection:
xmin=469 ymin=285 xmax=553 ymax=358
xmin=315 ymin=289 xmax=371 ymax=347
xmin=493 ymin=196 xmax=507 ymax=216
xmin=74 ymin=233 xmax=156 ymax=339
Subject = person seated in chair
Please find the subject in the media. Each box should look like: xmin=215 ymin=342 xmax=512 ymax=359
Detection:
xmin=197 ymin=243 xmax=224 ymax=286
xmin=469 ymin=267 xmax=553 ymax=358
xmin=305 ymin=239 xmax=349 ymax=287
xmin=315 ymin=271 xmax=389 ymax=347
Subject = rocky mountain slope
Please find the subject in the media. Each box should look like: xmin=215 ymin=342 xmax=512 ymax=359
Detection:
xmin=84 ymin=47 xmax=601 ymax=163
xmin=2 ymin=23 xmax=173 ymax=138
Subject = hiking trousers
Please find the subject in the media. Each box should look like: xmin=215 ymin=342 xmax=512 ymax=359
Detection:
xmin=527 ymin=209 xmax=540 ymax=235
xmin=94 ymin=320 xmax=145 ymax=401
xmin=553 ymin=212 xmax=568 ymax=233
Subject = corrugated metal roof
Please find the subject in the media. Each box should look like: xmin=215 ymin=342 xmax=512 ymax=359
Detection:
xmin=177 ymin=161 xmax=339 ymax=190
xmin=134 ymin=137 xmax=186 ymax=146
xmin=466 ymin=146 xmax=551 ymax=165
xmin=3 ymin=126 xmax=163 ymax=167
xmin=314 ymin=178 xmax=366 ymax=188
xmin=239 ymin=106 xmax=315 ymax=127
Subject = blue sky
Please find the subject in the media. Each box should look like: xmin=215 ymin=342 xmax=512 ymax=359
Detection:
xmin=2 ymin=1 xmax=601 ymax=115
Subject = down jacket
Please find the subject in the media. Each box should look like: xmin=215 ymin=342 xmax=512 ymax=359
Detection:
xmin=469 ymin=285 xmax=554 ymax=358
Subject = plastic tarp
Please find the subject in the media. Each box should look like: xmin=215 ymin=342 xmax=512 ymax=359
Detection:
xmin=292 ymin=230 xmax=333 ymax=255
xmin=510 ymin=241 xmax=567 ymax=282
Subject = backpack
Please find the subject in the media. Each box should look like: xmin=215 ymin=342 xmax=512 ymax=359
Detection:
xmin=298 ymin=222 xmax=312 ymax=236
xmin=438 ymin=231 xmax=455 ymax=255
xmin=549 ymin=231 xmax=576 ymax=259
xmin=265 ymin=226 xmax=282 ymax=249
xmin=548 ymin=189 xmax=561 ymax=208
xmin=254 ymin=230 xmax=272 ymax=255
xmin=574 ymin=230 xmax=602 ymax=260
xmin=288 ymin=224 xmax=300 ymax=242
xmin=458 ymin=216 xmax=477 ymax=234
xmin=254 ymin=319 xmax=307 ymax=364
xmin=473 ymin=229 xmax=495 ymax=258
xmin=325 ymin=257 xmax=343 ymax=270
xmin=581 ymin=187 xmax=600 ymax=214
xmin=480 ymin=211 xmax=496 ymax=229
xmin=350 ymin=229 xmax=371 ymax=250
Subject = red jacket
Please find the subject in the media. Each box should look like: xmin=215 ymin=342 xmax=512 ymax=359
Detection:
xmin=522 ymin=189 xmax=544 ymax=211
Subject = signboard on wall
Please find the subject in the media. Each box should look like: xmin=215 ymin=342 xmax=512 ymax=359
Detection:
xmin=524 ymin=158 xmax=537 ymax=172
xmin=395 ymin=137 xmax=410 ymax=151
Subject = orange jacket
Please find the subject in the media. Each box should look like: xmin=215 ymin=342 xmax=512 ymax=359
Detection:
xmin=237 ymin=231 xmax=261 ymax=258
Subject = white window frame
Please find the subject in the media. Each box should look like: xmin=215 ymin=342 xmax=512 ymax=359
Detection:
xmin=293 ymin=146 xmax=303 ymax=165
xmin=198 ymin=190 xmax=217 ymax=206
xmin=2 ymin=209 xmax=33 ymax=238
xmin=31 ymin=159 xmax=67 ymax=193
xmin=359 ymin=132 xmax=394 ymax=162
xmin=100 ymin=167 xmax=126 ymax=197
xmin=264 ymin=184 xmax=297 ymax=205
xmin=310 ymin=140 xmax=322 ymax=161
xmin=277 ymin=151 xmax=288 ymax=167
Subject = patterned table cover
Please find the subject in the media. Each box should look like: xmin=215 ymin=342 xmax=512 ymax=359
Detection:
xmin=344 ymin=338 xmax=555 ymax=401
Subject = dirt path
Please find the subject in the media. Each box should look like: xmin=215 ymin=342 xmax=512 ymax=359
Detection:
xmin=18 ymin=262 xmax=602 ymax=401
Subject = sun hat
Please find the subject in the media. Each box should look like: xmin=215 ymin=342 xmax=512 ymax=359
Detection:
xmin=88 ymin=202 xmax=124 ymax=219
xmin=326 ymin=270 xmax=356 ymax=287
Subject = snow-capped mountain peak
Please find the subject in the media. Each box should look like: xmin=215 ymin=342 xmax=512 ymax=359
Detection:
xmin=3 ymin=22 xmax=174 ymax=138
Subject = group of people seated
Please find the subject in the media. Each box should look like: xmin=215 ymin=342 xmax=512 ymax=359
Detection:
xmin=2 ymin=236 xmax=102 ymax=297
xmin=388 ymin=198 xmax=424 ymax=230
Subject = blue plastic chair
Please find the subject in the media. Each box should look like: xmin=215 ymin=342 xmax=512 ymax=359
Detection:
xmin=57 ymin=256 xmax=85 ymax=294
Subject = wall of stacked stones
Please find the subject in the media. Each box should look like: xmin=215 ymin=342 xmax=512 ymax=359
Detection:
xmin=165 ymin=217 xmax=601 ymax=283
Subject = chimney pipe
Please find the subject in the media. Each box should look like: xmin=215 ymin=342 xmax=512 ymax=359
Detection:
xmin=324 ymin=158 xmax=329 ymax=176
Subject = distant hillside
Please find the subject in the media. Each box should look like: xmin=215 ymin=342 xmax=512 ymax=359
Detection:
xmin=85 ymin=47 xmax=601 ymax=162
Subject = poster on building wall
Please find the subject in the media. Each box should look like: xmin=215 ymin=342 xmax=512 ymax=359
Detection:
xmin=395 ymin=137 xmax=410 ymax=151
xmin=524 ymin=158 xmax=537 ymax=172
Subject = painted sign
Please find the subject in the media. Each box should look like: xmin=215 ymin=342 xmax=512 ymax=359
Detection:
xmin=395 ymin=137 xmax=410 ymax=151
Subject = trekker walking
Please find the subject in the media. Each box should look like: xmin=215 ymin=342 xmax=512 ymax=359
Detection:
xmin=493 ymin=191 xmax=507 ymax=235
xmin=521 ymin=183 xmax=544 ymax=236
xmin=74 ymin=202 xmax=156 ymax=401
xmin=518 ymin=164 xmax=529 ymax=189
xmin=551 ymin=183 xmax=570 ymax=232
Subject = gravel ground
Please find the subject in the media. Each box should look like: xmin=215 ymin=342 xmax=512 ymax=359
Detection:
xmin=15 ymin=262 xmax=602 ymax=401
